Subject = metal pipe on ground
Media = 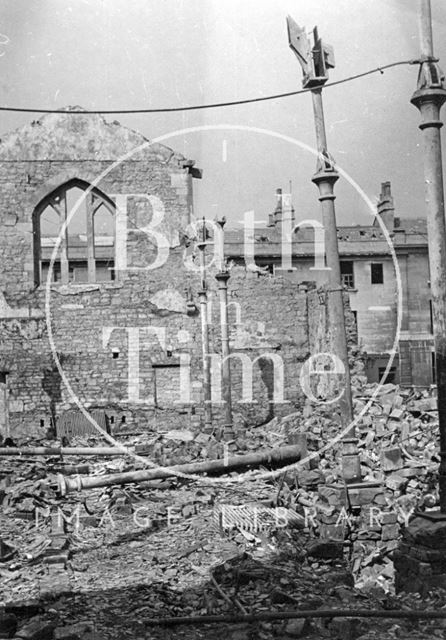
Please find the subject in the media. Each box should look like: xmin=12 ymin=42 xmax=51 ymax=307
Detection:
xmin=56 ymin=443 xmax=304 ymax=495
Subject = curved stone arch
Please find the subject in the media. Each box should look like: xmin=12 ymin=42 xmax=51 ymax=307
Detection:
xmin=32 ymin=176 xmax=116 ymax=287
xmin=24 ymin=169 xmax=115 ymax=219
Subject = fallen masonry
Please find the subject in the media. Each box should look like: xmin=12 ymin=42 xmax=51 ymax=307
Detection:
xmin=2 ymin=380 xmax=446 ymax=639
xmin=394 ymin=512 xmax=446 ymax=594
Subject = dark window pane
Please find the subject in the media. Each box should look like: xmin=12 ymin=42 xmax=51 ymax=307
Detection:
xmin=41 ymin=261 xmax=61 ymax=283
xmin=340 ymin=261 xmax=354 ymax=288
xmin=378 ymin=366 xmax=395 ymax=384
xmin=371 ymin=263 xmax=384 ymax=284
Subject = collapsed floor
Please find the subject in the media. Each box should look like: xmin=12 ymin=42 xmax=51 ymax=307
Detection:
xmin=1 ymin=374 xmax=446 ymax=639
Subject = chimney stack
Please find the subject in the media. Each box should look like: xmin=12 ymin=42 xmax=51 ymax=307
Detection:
xmin=273 ymin=188 xmax=283 ymax=227
xmin=377 ymin=181 xmax=395 ymax=232
xmin=267 ymin=188 xmax=295 ymax=229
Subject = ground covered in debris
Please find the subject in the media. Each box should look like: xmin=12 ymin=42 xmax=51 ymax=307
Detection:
xmin=2 ymin=378 xmax=446 ymax=639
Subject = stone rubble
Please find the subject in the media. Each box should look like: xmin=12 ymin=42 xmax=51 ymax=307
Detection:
xmin=0 ymin=365 xmax=445 ymax=638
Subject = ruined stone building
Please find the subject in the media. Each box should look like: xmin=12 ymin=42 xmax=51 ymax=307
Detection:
xmin=0 ymin=109 xmax=335 ymax=440
xmin=0 ymin=109 xmax=431 ymax=440
xmin=226 ymin=182 xmax=433 ymax=388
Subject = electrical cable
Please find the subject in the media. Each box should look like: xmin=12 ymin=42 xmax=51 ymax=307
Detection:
xmin=0 ymin=60 xmax=417 ymax=115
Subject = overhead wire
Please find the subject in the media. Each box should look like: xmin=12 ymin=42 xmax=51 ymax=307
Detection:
xmin=0 ymin=59 xmax=418 ymax=115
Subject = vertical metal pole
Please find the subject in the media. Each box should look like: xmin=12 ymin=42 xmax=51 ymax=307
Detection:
xmin=411 ymin=0 xmax=446 ymax=512
xmin=419 ymin=0 xmax=433 ymax=57
xmin=197 ymin=220 xmax=212 ymax=431
xmin=198 ymin=288 xmax=212 ymax=430
xmin=310 ymin=89 xmax=359 ymax=483
xmin=215 ymin=270 xmax=233 ymax=439
xmin=286 ymin=17 xmax=359 ymax=482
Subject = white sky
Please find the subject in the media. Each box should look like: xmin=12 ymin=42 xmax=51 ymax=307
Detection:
xmin=1 ymin=0 xmax=445 ymax=226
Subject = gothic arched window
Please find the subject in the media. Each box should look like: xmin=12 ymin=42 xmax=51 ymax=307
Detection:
xmin=33 ymin=179 xmax=115 ymax=285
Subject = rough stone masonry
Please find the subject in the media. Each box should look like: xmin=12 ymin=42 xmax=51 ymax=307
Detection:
xmin=0 ymin=108 xmax=351 ymax=439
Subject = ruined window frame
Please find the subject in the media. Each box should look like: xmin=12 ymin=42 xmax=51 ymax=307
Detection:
xmin=340 ymin=260 xmax=355 ymax=289
xmin=378 ymin=365 xmax=396 ymax=384
xmin=33 ymin=179 xmax=116 ymax=287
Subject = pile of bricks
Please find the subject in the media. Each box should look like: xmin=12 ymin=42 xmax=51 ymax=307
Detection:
xmin=275 ymin=378 xmax=440 ymax=592
xmin=394 ymin=513 xmax=446 ymax=594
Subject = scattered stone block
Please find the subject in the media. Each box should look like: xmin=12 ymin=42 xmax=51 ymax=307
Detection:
xmin=400 ymin=422 xmax=410 ymax=442
xmin=43 ymin=553 xmax=69 ymax=567
xmin=307 ymin=539 xmax=343 ymax=559
xmin=14 ymin=512 xmax=34 ymax=522
xmin=385 ymin=539 xmax=399 ymax=552
xmin=319 ymin=523 xmax=345 ymax=541
xmin=380 ymin=447 xmax=403 ymax=471
xmin=134 ymin=444 xmax=152 ymax=456
xmin=194 ymin=433 xmax=210 ymax=444
xmin=385 ymin=474 xmax=407 ymax=491
xmin=348 ymin=486 xmax=383 ymax=507
xmin=39 ymin=572 xmax=71 ymax=598
xmin=329 ymin=617 xmax=361 ymax=640
xmin=381 ymin=523 xmax=399 ymax=541
xmin=54 ymin=621 xmax=95 ymax=640
xmin=45 ymin=536 xmax=67 ymax=553
xmin=284 ymin=618 xmax=310 ymax=637
xmin=319 ymin=511 xmax=339 ymax=525
xmin=164 ymin=429 xmax=194 ymax=442
xmin=14 ymin=618 xmax=55 ymax=640
xmin=50 ymin=513 xmax=66 ymax=536
xmin=357 ymin=530 xmax=381 ymax=541
xmin=318 ymin=484 xmax=348 ymax=507
xmin=398 ymin=466 xmax=424 ymax=478
xmin=375 ymin=419 xmax=386 ymax=437
xmin=299 ymin=469 xmax=323 ymax=487
xmin=395 ymin=514 xmax=446 ymax=594
xmin=341 ymin=453 xmax=362 ymax=483
xmin=405 ymin=514 xmax=446 ymax=548
xmin=382 ymin=511 xmax=398 ymax=525
xmin=79 ymin=515 xmax=99 ymax=529
xmin=0 ymin=538 xmax=15 ymax=561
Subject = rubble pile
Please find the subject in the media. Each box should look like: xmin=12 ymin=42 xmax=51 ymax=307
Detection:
xmin=2 ymin=462 xmax=445 ymax=640
xmin=270 ymin=366 xmax=440 ymax=594
xmin=0 ymin=365 xmax=445 ymax=638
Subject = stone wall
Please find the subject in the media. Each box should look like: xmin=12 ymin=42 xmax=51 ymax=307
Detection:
xmin=0 ymin=109 xmax=338 ymax=438
xmin=0 ymin=261 xmax=317 ymax=438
